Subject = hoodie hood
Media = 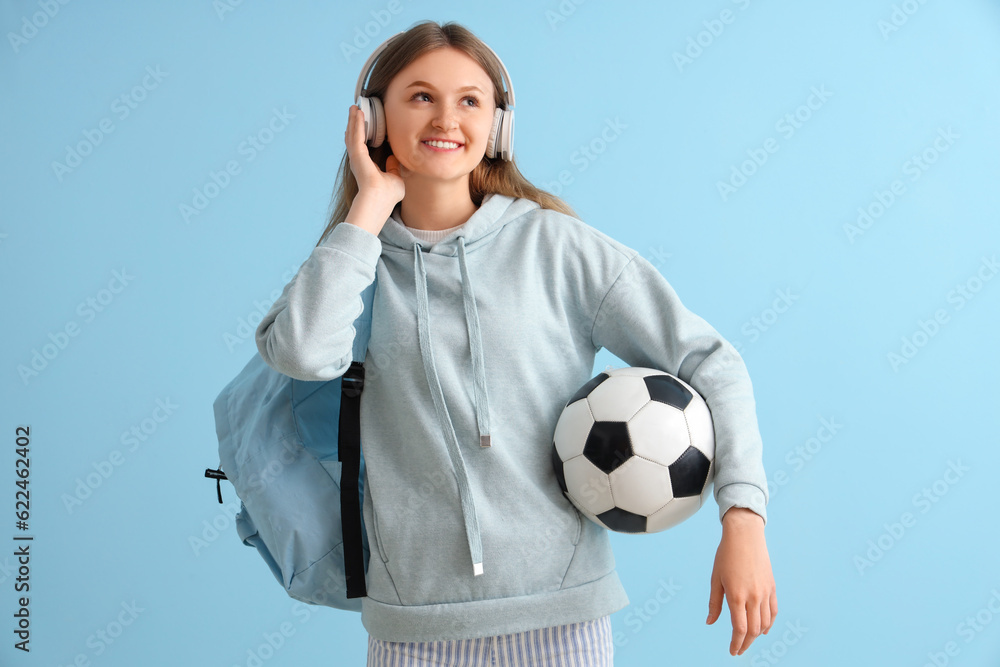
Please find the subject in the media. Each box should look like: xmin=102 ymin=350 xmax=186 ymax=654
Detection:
xmin=378 ymin=192 xmax=539 ymax=254
xmin=375 ymin=192 xmax=540 ymax=577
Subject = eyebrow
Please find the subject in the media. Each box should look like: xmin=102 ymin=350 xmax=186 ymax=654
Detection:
xmin=404 ymin=80 xmax=486 ymax=95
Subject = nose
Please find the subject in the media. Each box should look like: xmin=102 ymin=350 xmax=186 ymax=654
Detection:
xmin=431 ymin=104 xmax=459 ymax=131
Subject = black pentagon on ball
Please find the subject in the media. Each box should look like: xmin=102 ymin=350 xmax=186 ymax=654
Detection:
xmin=551 ymin=444 xmax=569 ymax=495
xmin=644 ymin=374 xmax=692 ymax=410
xmin=668 ymin=446 xmax=712 ymax=497
xmin=583 ymin=421 xmax=632 ymax=473
xmin=598 ymin=507 xmax=647 ymax=533
xmin=566 ymin=372 xmax=610 ymax=406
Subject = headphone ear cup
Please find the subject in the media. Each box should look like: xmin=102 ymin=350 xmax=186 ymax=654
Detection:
xmin=357 ymin=96 xmax=386 ymax=148
xmin=499 ymin=109 xmax=514 ymax=161
xmin=487 ymin=107 xmax=514 ymax=161
xmin=486 ymin=106 xmax=503 ymax=159
xmin=370 ymin=96 xmax=386 ymax=148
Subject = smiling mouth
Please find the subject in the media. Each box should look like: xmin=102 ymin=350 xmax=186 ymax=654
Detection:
xmin=422 ymin=140 xmax=463 ymax=151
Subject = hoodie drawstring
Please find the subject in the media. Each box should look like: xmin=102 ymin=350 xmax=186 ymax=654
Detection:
xmin=412 ymin=237 xmax=492 ymax=577
xmin=457 ymin=238 xmax=493 ymax=449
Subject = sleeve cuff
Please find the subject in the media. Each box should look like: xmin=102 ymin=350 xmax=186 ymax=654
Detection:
xmin=715 ymin=482 xmax=768 ymax=527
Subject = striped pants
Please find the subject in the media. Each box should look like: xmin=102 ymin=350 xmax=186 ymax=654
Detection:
xmin=366 ymin=615 xmax=614 ymax=666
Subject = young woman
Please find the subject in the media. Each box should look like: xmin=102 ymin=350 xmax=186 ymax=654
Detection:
xmin=256 ymin=20 xmax=776 ymax=666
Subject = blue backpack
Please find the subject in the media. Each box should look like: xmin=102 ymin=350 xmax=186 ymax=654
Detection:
xmin=204 ymin=279 xmax=376 ymax=611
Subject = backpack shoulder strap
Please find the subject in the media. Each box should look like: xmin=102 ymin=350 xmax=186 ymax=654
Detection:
xmin=340 ymin=273 xmax=377 ymax=598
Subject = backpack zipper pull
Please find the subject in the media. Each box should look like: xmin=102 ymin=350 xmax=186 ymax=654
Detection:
xmin=204 ymin=467 xmax=227 ymax=504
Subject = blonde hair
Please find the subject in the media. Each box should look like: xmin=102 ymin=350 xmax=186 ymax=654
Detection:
xmin=316 ymin=20 xmax=577 ymax=247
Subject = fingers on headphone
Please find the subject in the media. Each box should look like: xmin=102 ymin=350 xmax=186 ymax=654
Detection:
xmin=348 ymin=106 xmax=362 ymax=143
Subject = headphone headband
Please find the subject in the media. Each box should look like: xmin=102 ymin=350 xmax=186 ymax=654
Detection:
xmin=353 ymin=30 xmax=515 ymax=110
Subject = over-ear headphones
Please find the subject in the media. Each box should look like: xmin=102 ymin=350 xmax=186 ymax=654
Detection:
xmin=353 ymin=30 xmax=516 ymax=161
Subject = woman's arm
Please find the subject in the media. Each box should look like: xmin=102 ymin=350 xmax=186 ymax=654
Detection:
xmin=589 ymin=252 xmax=769 ymax=525
xmin=587 ymin=250 xmax=776 ymax=653
xmin=255 ymin=105 xmax=406 ymax=380
xmin=254 ymin=193 xmax=391 ymax=381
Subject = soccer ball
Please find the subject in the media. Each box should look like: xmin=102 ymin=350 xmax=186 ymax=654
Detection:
xmin=551 ymin=366 xmax=716 ymax=534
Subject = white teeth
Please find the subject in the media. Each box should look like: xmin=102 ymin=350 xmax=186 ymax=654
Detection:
xmin=424 ymin=140 xmax=460 ymax=149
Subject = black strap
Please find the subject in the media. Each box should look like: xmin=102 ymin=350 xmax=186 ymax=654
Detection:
xmin=204 ymin=468 xmax=227 ymax=504
xmin=339 ymin=361 xmax=367 ymax=599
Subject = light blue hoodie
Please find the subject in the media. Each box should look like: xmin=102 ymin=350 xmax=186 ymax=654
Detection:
xmin=255 ymin=192 xmax=769 ymax=642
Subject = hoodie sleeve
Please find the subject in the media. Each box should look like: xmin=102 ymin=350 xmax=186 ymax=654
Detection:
xmin=590 ymin=253 xmax=769 ymax=527
xmin=255 ymin=221 xmax=382 ymax=381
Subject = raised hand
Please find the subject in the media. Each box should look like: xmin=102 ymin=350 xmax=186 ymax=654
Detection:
xmin=345 ymin=104 xmax=406 ymax=206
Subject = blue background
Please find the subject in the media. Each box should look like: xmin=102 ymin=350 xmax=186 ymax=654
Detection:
xmin=2 ymin=0 xmax=999 ymax=665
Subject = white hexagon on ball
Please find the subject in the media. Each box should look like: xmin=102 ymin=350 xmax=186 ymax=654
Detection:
xmin=608 ymin=456 xmax=674 ymax=516
xmin=627 ymin=401 xmax=691 ymax=467
xmin=562 ymin=455 xmax=615 ymax=514
xmin=586 ymin=376 xmax=650 ymax=422
xmin=553 ymin=399 xmax=594 ymax=462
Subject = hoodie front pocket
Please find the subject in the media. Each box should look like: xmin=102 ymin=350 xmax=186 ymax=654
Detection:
xmin=368 ymin=486 xmax=390 ymax=564
xmin=571 ymin=507 xmax=583 ymax=546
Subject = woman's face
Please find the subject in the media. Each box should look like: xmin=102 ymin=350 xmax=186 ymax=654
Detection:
xmin=382 ymin=47 xmax=497 ymax=185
